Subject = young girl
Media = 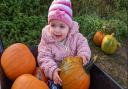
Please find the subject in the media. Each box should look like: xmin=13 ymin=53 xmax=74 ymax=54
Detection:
xmin=37 ymin=0 xmax=91 ymax=86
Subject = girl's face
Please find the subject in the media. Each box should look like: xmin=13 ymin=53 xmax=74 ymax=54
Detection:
xmin=49 ymin=20 xmax=69 ymax=42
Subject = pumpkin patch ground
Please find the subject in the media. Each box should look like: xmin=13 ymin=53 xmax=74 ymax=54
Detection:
xmin=91 ymin=40 xmax=128 ymax=89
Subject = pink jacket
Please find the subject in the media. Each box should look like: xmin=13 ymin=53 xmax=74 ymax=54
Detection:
xmin=37 ymin=21 xmax=91 ymax=80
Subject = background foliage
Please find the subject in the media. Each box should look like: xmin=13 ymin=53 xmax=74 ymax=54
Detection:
xmin=0 ymin=0 xmax=127 ymax=47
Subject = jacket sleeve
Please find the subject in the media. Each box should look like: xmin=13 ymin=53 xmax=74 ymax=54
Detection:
xmin=76 ymin=33 xmax=91 ymax=64
xmin=37 ymin=38 xmax=58 ymax=80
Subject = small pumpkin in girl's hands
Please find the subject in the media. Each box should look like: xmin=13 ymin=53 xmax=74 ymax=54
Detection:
xmin=1 ymin=43 xmax=36 ymax=81
xmin=60 ymin=56 xmax=90 ymax=89
xmin=93 ymin=31 xmax=105 ymax=46
xmin=101 ymin=33 xmax=121 ymax=54
xmin=33 ymin=67 xmax=48 ymax=83
xmin=11 ymin=74 xmax=49 ymax=89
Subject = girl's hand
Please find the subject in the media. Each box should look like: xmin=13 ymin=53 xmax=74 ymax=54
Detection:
xmin=81 ymin=56 xmax=87 ymax=65
xmin=53 ymin=68 xmax=62 ymax=85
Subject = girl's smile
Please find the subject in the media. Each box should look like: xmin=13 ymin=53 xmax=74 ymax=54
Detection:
xmin=54 ymin=34 xmax=62 ymax=38
xmin=53 ymin=33 xmax=63 ymax=39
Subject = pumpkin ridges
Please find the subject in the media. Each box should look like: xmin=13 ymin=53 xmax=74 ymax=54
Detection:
xmin=2 ymin=56 xmax=36 ymax=80
xmin=80 ymin=74 xmax=90 ymax=89
xmin=61 ymin=66 xmax=82 ymax=85
xmin=60 ymin=57 xmax=90 ymax=89
xmin=62 ymin=67 xmax=89 ymax=89
xmin=11 ymin=74 xmax=49 ymax=89
xmin=75 ymin=69 xmax=90 ymax=89
xmin=60 ymin=64 xmax=81 ymax=74
xmin=101 ymin=33 xmax=119 ymax=54
xmin=1 ymin=43 xmax=36 ymax=81
xmin=93 ymin=31 xmax=105 ymax=46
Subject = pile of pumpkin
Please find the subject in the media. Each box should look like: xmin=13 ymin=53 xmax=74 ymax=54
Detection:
xmin=1 ymin=43 xmax=91 ymax=89
xmin=93 ymin=31 xmax=121 ymax=54
xmin=1 ymin=43 xmax=49 ymax=89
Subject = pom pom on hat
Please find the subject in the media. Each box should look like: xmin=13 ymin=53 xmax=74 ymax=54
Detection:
xmin=48 ymin=0 xmax=73 ymax=28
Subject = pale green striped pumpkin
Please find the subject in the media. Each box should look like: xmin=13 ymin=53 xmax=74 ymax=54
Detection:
xmin=101 ymin=33 xmax=120 ymax=54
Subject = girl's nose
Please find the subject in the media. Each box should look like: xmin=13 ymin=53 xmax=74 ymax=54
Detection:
xmin=54 ymin=27 xmax=60 ymax=33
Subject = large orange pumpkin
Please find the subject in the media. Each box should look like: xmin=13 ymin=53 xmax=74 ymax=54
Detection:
xmin=1 ymin=43 xmax=36 ymax=81
xmin=11 ymin=74 xmax=49 ymax=89
xmin=93 ymin=31 xmax=105 ymax=46
xmin=60 ymin=56 xmax=90 ymax=89
xmin=33 ymin=67 xmax=48 ymax=83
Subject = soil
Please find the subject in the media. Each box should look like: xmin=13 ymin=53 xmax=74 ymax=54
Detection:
xmin=90 ymin=41 xmax=128 ymax=89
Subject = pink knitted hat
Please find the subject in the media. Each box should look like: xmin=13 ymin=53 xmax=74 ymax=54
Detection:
xmin=48 ymin=0 xmax=73 ymax=28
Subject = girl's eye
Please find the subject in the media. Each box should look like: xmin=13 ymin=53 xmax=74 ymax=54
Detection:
xmin=51 ymin=24 xmax=55 ymax=27
xmin=60 ymin=25 xmax=65 ymax=28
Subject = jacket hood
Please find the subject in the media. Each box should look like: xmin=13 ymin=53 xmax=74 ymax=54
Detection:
xmin=41 ymin=21 xmax=79 ymax=43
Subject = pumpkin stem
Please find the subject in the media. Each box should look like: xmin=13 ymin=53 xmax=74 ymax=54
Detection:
xmin=84 ymin=55 xmax=98 ymax=73
xmin=111 ymin=33 xmax=115 ymax=36
xmin=117 ymin=42 xmax=121 ymax=48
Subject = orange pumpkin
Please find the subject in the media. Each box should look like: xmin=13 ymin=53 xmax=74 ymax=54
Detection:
xmin=11 ymin=74 xmax=49 ymax=89
xmin=60 ymin=56 xmax=90 ymax=89
xmin=93 ymin=31 xmax=105 ymax=46
xmin=33 ymin=67 xmax=48 ymax=83
xmin=1 ymin=43 xmax=36 ymax=81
